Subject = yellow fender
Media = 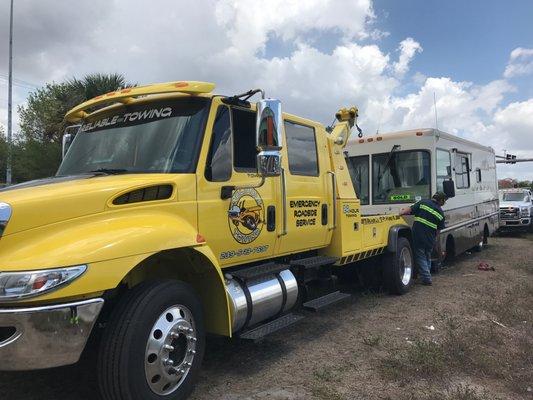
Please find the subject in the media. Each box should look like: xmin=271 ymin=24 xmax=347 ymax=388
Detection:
xmin=0 ymin=211 xmax=232 ymax=336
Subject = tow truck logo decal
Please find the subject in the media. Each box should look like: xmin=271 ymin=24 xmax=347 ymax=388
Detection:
xmin=228 ymin=188 xmax=264 ymax=244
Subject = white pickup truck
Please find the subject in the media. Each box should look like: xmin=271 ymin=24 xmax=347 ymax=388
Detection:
xmin=499 ymin=188 xmax=533 ymax=231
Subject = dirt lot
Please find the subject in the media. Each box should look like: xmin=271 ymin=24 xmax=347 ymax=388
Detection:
xmin=1 ymin=234 xmax=532 ymax=400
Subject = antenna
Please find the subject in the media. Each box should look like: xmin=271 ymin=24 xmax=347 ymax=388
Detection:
xmin=376 ymin=106 xmax=384 ymax=135
xmin=433 ymin=92 xmax=438 ymax=131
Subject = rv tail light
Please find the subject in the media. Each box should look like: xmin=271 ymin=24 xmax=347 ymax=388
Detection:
xmin=359 ymin=139 xmax=364 ymax=143
xmin=416 ymin=132 xmax=423 ymax=136
xmin=367 ymin=138 xmax=373 ymax=142
xmin=376 ymin=137 xmax=382 ymax=141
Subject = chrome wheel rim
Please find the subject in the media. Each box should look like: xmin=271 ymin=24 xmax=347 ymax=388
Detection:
xmin=399 ymin=247 xmax=413 ymax=286
xmin=145 ymin=305 xmax=197 ymax=396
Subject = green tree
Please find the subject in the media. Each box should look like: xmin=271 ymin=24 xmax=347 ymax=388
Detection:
xmin=19 ymin=73 xmax=133 ymax=143
xmin=14 ymin=73 xmax=133 ymax=182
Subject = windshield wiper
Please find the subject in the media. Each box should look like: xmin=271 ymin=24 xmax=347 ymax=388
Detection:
xmin=377 ymin=144 xmax=401 ymax=189
xmin=89 ymin=168 xmax=130 ymax=175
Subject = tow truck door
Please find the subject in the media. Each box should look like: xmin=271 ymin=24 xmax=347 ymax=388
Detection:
xmin=196 ymin=99 xmax=277 ymax=266
xmin=276 ymin=118 xmax=331 ymax=254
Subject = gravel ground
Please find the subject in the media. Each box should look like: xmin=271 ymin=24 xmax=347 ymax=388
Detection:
xmin=1 ymin=233 xmax=532 ymax=400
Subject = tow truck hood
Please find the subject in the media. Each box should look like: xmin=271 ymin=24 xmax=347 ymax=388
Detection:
xmin=0 ymin=174 xmax=180 ymax=236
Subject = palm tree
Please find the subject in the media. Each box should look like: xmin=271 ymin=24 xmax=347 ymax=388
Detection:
xmin=66 ymin=73 xmax=134 ymax=102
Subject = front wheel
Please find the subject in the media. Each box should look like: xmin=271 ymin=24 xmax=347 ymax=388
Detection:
xmin=98 ymin=280 xmax=205 ymax=400
xmin=383 ymin=237 xmax=413 ymax=295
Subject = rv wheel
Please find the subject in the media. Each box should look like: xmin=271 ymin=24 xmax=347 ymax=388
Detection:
xmin=98 ymin=280 xmax=205 ymax=400
xmin=383 ymin=237 xmax=413 ymax=295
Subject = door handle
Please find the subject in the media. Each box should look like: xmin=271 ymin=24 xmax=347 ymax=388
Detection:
xmin=267 ymin=205 xmax=276 ymax=232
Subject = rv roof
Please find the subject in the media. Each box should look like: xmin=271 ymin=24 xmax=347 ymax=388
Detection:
xmin=349 ymin=128 xmax=494 ymax=153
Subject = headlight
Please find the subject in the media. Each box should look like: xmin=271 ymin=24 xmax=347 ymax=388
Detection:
xmin=0 ymin=202 xmax=12 ymax=236
xmin=520 ymin=207 xmax=529 ymax=217
xmin=0 ymin=265 xmax=87 ymax=301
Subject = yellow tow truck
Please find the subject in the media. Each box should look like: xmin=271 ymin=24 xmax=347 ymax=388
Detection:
xmin=0 ymin=81 xmax=415 ymax=400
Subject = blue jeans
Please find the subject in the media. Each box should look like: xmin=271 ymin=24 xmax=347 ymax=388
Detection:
xmin=413 ymin=244 xmax=432 ymax=283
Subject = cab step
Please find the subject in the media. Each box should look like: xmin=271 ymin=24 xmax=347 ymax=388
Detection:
xmin=303 ymin=291 xmax=351 ymax=312
xmin=290 ymin=255 xmax=338 ymax=270
xmin=230 ymin=261 xmax=289 ymax=281
xmin=238 ymin=313 xmax=305 ymax=341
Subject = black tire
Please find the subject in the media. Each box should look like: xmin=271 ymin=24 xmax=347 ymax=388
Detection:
xmin=383 ymin=237 xmax=413 ymax=295
xmin=98 ymin=280 xmax=205 ymax=400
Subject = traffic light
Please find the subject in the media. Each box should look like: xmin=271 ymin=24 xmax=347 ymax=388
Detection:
xmin=506 ymin=154 xmax=517 ymax=164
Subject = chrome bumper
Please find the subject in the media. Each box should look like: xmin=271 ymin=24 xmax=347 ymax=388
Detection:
xmin=0 ymin=298 xmax=104 ymax=371
xmin=501 ymin=218 xmax=530 ymax=227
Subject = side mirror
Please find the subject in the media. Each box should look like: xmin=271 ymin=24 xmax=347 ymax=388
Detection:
xmin=62 ymin=125 xmax=80 ymax=159
xmin=443 ymin=179 xmax=455 ymax=198
xmin=256 ymin=99 xmax=283 ymax=177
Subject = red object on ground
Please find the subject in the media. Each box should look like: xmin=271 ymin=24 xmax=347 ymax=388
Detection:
xmin=477 ymin=262 xmax=495 ymax=271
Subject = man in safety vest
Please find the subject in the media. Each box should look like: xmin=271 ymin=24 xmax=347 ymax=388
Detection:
xmin=400 ymin=192 xmax=447 ymax=285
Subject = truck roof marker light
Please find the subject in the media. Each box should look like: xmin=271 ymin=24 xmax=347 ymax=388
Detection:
xmin=196 ymin=234 xmax=206 ymax=243
xmin=120 ymin=88 xmax=132 ymax=94
xmin=416 ymin=131 xmax=423 ymax=136
xmin=106 ymin=92 xmax=117 ymax=97
xmin=367 ymin=138 xmax=373 ymax=142
xmin=359 ymin=139 xmax=364 ymax=143
xmin=175 ymin=82 xmax=189 ymax=88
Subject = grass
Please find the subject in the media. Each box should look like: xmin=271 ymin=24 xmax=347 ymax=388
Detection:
xmin=310 ymin=384 xmax=345 ymax=400
xmin=362 ymin=334 xmax=383 ymax=347
xmin=413 ymin=384 xmax=503 ymax=400
xmin=379 ymin=273 xmax=533 ymax=396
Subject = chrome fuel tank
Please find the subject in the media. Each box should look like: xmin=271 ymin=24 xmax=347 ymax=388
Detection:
xmin=225 ymin=269 xmax=298 ymax=333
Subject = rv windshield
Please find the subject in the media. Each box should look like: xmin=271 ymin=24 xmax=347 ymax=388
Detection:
xmin=502 ymin=192 xmax=528 ymax=202
xmin=372 ymin=150 xmax=430 ymax=204
xmin=57 ymin=98 xmax=209 ymax=176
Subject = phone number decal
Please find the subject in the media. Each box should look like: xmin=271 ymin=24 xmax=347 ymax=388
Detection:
xmin=220 ymin=245 xmax=269 ymax=260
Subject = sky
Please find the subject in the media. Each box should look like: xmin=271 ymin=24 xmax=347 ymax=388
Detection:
xmin=0 ymin=0 xmax=532 ymax=180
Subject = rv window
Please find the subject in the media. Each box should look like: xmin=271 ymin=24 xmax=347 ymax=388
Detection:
xmin=232 ymin=108 xmax=257 ymax=171
xmin=372 ymin=150 xmax=430 ymax=204
xmin=455 ymin=153 xmax=470 ymax=189
xmin=346 ymin=155 xmax=369 ymax=205
xmin=284 ymin=121 xmax=319 ymax=176
xmin=436 ymin=149 xmax=451 ymax=192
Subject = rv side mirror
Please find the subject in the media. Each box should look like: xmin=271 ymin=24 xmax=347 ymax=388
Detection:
xmin=443 ymin=179 xmax=455 ymax=198
xmin=256 ymin=99 xmax=283 ymax=177
xmin=62 ymin=125 xmax=80 ymax=159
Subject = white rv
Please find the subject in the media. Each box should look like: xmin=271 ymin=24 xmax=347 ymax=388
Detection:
xmin=344 ymin=128 xmax=500 ymax=263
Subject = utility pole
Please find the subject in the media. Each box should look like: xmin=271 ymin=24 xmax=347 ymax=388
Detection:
xmin=6 ymin=0 xmax=14 ymax=185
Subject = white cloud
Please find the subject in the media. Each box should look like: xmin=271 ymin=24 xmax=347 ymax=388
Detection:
xmin=0 ymin=0 xmax=532 ymax=180
xmin=503 ymin=47 xmax=533 ymax=78
xmin=393 ymin=38 xmax=422 ymax=77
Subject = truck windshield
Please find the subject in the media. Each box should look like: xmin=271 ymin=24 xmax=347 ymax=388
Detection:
xmin=57 ymin=98 xmax=209 ymax=176
xmin=502 ymin=193 xmax=527 ymax=202
xmin=372 ymin=150 xmax=430 ymax=204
